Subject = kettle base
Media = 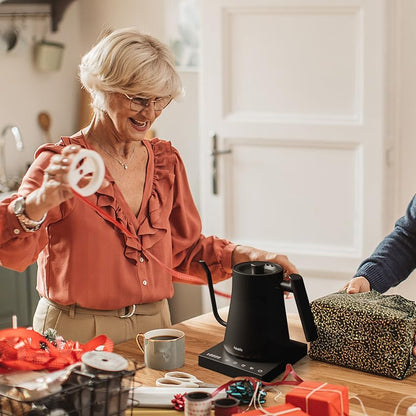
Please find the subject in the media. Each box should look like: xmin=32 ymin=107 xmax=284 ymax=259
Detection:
xmin=198 ymin=340 xmax=306 ymax=382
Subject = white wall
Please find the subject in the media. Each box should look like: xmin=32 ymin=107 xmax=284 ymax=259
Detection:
xmin=0 ymin=1 xmax=82 ymax=182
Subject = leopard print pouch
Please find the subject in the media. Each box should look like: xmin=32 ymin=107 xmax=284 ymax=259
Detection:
xmin=308 ymin=290 xmax=416 ymax=379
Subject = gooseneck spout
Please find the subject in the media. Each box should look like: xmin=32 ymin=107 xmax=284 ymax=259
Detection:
xmin=0 ymin=125 xmax=24 ymax=191
xmin=199 ymin=260 xmax=227 ymax=326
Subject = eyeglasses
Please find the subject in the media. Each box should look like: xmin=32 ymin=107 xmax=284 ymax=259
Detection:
xmin=124 ymin=93 xmax=172 ymax=112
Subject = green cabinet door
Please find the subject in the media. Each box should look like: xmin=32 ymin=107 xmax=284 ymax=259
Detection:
xmin=0 ymin=263 xmax=39 ymax=329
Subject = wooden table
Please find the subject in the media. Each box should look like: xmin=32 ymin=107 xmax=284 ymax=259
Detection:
xmin=115 ymin=310 xmax=416 ymax=415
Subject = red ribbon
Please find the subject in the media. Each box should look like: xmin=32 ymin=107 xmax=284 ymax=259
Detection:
xmin=0 ymin=327 xmax=113 ymax=373
xmin=211 ymin=364 xmax=303 ymax=398
xmin=171 ymin=364 xmax=303 ymax=412
xmin=73 ymin=190 xmax=231 ymax=298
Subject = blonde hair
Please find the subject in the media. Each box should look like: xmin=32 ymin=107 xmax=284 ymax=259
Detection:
xmin=79 ymin=27 xmax=183 ymax=112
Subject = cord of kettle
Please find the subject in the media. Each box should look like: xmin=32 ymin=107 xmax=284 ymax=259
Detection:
xmin=72 ymin=190 xmax=231 ymax=298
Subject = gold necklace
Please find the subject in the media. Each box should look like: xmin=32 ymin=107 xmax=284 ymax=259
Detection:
xmin=99 ymin=145 xmax=136 ymax=170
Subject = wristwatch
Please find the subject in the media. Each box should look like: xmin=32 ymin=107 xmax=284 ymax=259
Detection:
xmin=13 ymin=196 xmax=46 ymax=232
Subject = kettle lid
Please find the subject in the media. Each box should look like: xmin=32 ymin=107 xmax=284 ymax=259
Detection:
xmin=233 ymin=261 xmax=282 ymax=276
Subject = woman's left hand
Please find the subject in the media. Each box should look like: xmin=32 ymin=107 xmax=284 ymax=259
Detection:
xmin=231 ymin=245 xmax=298 ymax=276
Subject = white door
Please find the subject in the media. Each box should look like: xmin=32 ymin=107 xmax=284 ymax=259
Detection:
xmin=199 ymin=0 xmax=387 ymax=311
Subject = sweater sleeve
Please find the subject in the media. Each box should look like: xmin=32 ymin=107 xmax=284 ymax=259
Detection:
xmin=169 ymin=148 xmax=236 ymax=284
xmin=354 ymin=194 xmax=416 ymax=292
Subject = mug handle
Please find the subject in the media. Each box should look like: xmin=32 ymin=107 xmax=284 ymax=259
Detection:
xmin=136 ymin=333 xmax=145 ymax=353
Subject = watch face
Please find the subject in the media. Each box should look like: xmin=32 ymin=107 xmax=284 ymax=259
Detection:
xmin=13 ymin=197 xmax=25 ymax=215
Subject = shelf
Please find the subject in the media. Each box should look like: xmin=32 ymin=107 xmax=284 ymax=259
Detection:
xmin=0 ymin=0 xmax=75 ymax=32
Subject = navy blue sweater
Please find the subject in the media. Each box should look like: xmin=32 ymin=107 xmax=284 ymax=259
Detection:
xmin=355 ymin=194 xmax=416 ymax=293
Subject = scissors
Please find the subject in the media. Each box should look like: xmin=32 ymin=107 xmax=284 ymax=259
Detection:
xmin=155 ymin=371 xmax=217 ymax=388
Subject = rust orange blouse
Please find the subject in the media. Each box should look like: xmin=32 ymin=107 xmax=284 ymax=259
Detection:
xmin=0 ymin=133 xmax=235 ymax=309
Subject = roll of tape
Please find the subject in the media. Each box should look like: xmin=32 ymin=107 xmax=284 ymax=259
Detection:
xmin=67 ymin=149 xmax=105 ymax=196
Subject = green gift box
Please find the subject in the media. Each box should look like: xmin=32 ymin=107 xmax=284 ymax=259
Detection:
xmin=309 ymin=290 xmax=416 ymax=379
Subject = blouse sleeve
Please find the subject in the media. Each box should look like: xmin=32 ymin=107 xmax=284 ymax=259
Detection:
xmin=0 ymin=148 xmax=66 ymax=271
xmin=169 ymin=149 xmax=236 ymax=284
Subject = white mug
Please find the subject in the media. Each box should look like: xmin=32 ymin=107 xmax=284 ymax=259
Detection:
xmin=136 ymin=328 xmax=185 ymax=370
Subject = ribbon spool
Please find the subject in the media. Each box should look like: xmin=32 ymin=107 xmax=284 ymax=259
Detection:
xmin=81 ymin=351 xmax=128 ymax=376
xmin=67 ymin=149 xmax=105 ymax=196
xmin=214 ymin=397 xmax=239 ymax=416
xmin=184 ymin=391 xmax=212 ymax=416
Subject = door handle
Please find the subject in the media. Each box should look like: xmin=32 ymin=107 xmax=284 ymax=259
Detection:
xmin=211 ymin=132 xmax=231 ymax=195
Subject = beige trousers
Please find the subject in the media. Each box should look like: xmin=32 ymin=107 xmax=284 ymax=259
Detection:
xmin=33 ymin=297 xmax=172 ymax=344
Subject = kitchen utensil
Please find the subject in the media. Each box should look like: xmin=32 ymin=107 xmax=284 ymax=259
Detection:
xmin=34 ymin=40 xmax=64 ymax=71
xmin=37 ymin=111 xmax=51 ymax=142
xmin=198 ymin=261 xmax=317 ymax=381
xmin=2 ymin=27 xmax=18 ymax=52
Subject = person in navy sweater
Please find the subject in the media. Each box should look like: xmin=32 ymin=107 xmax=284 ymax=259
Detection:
xmin=345 ymin=195 xmax=416 ymax=294
xmin=344 ymin=194 xmax=416 ymax=354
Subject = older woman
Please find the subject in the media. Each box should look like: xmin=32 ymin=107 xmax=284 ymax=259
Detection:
xmin=0 ymin=28 xmax=297 ymax=344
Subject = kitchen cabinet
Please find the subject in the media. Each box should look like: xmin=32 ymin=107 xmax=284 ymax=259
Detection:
xmin=0 ymin=263 xmax=38 ymax=329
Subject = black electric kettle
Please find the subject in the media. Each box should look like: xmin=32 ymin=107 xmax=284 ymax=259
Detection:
xmin=200 ymin=261 xmax=317 ymax=362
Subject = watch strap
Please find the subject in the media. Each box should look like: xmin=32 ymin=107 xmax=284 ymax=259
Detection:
xmin=13 ymin=198 xmax=46 ymax=232
xmin=16 ymin=212 xmax=46 ymax=232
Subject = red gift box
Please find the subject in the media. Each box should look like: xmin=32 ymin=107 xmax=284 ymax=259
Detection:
xmin=232 ymin=403 xmax=310 ymax=415
xmin=285 ymin=381 xmax=349 ymax=416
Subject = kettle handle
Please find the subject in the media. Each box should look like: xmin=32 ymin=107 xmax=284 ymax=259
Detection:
xmin=199 ymin=260 xmax=227 ymax=327
xmin=281 ymin=274 xmax=317 ymax=342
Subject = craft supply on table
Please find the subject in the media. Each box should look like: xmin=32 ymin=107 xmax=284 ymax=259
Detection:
xmin=184 ymin=391 xmax=213 ymax=416
xmin=79 ymin=351 xmax=131 ymax=416
xmin=285 ymin=381 xmax=349 ymax=416
xmin=0 ymin=328 xmax=134 ymax=416
xmin=0 ymin=327 xmax=113 ymax=372
xmin=81 ymin=350 xmax=128 ymax=374
xmin=309 ymin=290 xmax=416 ymax=379
xmin=233 ymin=403 xmax=309 ymax=415
xmin=226 ymin=379 xmax=266 ymax=405
xmin=156 ymin=371 xmax=218 ymax=388
xmin=214 ymin=397 xmax=239 ymax=416
xmin=128 ymin=386 xmax=226 ymax=408
xmin=0 ymin=366 xmax=75 ymax=401
xmin=0 ymin=364 xmax=136 ymax=416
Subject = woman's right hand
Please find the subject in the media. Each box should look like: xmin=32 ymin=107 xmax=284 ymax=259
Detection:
xmin=24 ymin=145 xmax=82 ymax=221
xmin=343 ymin=276 xmax=371 ymax=294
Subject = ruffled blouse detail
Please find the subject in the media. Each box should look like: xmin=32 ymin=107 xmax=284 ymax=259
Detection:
xmin=140 ymin=139 xmax=176 ymax=252
xmin=37 ymin=135 xmax=178 ymax=266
